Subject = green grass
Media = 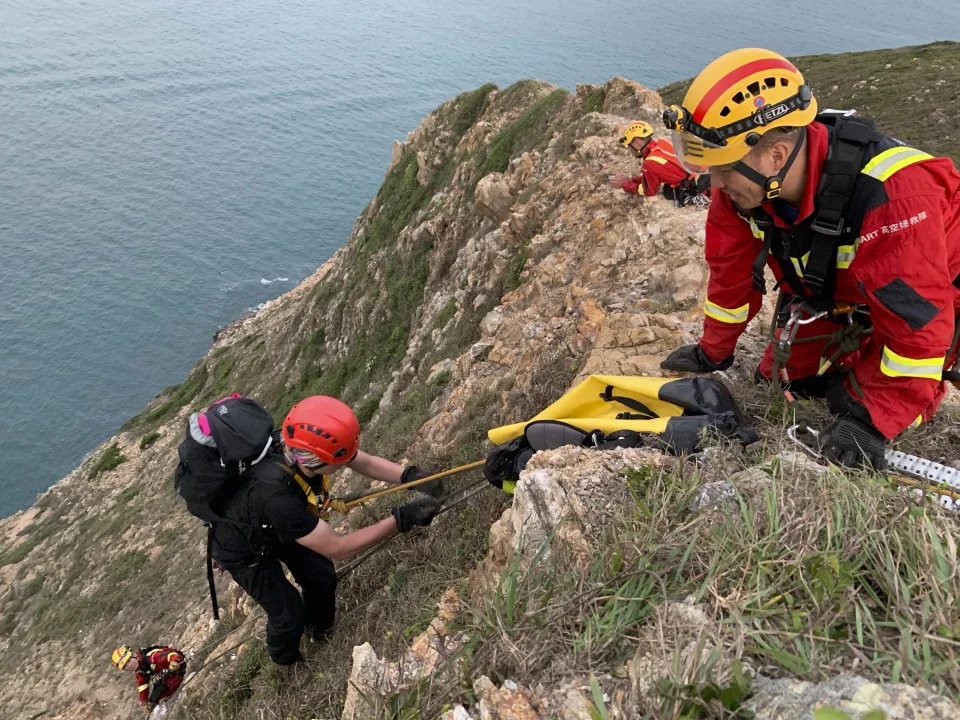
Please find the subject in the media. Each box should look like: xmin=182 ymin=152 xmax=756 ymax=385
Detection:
xmin=582 ymin=86 xmax=605 ymax=114
xmin=88 ymin=443 xmax=128 ymax=479
xmin=434 ymin=299 xmax=458 ymax=329
xmin=0 ymin=536 xmax=42 ymax=568
xmin=659 ymin=41 xmax=960 ymax=162
xmin=139 ymin=431 xmax=161 ymax=449
xmin=474 ymin=88 xmax=569 ymax=185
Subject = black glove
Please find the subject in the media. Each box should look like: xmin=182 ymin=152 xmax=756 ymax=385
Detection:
xmin=818 ymin=416 xmax=887 ymax=470
xmin=391 ymin=497 xmax=442 ymax=533
xmin=400 ymin=465 xmax=446 ymax=498
xmin=146 ymin=702 xmax=157 ymax=713
xmin=660 ymin=344 xmax=733 ymax=373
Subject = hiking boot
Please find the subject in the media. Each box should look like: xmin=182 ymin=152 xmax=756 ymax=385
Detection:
xmin=305 ymin=624 xmax=334 ymax=645
xmin=275 ymin=659 xmax=312 ymax=689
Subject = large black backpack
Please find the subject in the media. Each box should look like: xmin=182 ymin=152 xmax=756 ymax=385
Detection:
xmin=173 ymin=395 xmax=277 ymax=618
xmin=174 ymin=395 xmax=276 ymax=521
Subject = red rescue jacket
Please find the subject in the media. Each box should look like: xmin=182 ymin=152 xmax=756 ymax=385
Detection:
xmin=622 ymin=138 xmax=694 ymax=196
xmin=699 ymin=121 xmax=960 ymax=438
xmin=135 ymin=647 xmax=186 ymax=705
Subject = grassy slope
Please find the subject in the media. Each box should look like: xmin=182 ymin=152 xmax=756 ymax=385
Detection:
xmin=659 ymin=41 xmax=960 ymax=162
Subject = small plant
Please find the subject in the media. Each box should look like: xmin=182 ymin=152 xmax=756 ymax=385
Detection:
xmin=430 ymin=369 xmax=452 ymax=387
xmin=139 ymin=431 xmax=161 ymax=449
xmin=88 ymin=443 xmax=127 ymax=479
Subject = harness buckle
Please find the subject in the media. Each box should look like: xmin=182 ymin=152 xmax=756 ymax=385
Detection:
xmin=810 ymin=216 xmax=844 ymax=236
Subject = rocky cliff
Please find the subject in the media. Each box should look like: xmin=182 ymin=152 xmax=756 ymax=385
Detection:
xmin=1 ymin=42 xmax=959 ymax=720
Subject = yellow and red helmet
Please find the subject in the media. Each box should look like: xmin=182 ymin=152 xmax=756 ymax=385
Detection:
xmin=111 ymin=646 xmax=134 ymax=670
xmin=663 ymin=48 xmax=817 ymax=172
xmin=619 ymin=121 xmax=654 ymax=147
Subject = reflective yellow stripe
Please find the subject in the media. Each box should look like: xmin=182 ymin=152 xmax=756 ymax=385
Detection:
xmin=646 ymin=156 xmax=668 ymax=165
xmin=789 ymin=251 xmax=810 ymax=278
xmin=704 ymin=299 xmax=750 ymax=324
xmin=880 ymin=346 xmax=945 ymax=380
xmin=861 ymin=147 xmax=933 ymax=181
xmin=138 ymin=684 xmax=150 ymax=691
xmin=910 ymin=414 xmax=923 ymax=428
xmin=836 ymin=243 xmax=856 ymax=269
xmin=747 ymin=218 xmax=765 ymax=242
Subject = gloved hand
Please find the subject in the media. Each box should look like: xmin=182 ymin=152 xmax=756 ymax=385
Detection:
xmin=400 ymin=465 xmax=446 ymax=498
xmin=818 ymin=416 xmax=887 ymax=470
xmin=660 ymin=344 xmax=733 ymax=373
xmin=146 ymin=702 xmax=157 ymax=713
xmin=391 ymin=497 xmax=442 ymax=533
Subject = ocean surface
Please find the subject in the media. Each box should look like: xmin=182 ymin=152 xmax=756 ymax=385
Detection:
xmin=1 ymin=0 xmax=957 ymax=517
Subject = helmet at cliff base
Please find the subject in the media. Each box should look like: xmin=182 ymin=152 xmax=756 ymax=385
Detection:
xmin=282 ymin=396 xmax=360 ymax=466
xmin=663 ymin=48 xmax=818 ymax=174
xmin=619 ymin=121 xmax=654 ymax=147
xmin=112 ymin=646 xmax=134 ymax=670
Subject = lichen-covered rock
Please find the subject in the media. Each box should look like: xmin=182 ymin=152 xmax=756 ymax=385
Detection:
xmin=746 ymin=674 xmax=960 ymax=719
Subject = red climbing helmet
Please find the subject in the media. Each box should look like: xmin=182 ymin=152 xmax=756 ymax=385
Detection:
xmin=282 ymin=396 xmax=360 ymax=466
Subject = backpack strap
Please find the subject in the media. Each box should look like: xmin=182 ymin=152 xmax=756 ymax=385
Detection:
xmin=598 ymin=386 xmax=658 ymax=420
xmin=802 ymin=113 xmax=877 ymax=297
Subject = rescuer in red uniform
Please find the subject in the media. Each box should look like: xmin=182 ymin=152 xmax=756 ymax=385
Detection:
xmin=659 ymin=48 xmax=960 ymax=468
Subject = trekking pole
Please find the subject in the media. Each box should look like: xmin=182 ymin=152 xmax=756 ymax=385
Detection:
xmin=335 ymin=460 xmax=485 ymax=511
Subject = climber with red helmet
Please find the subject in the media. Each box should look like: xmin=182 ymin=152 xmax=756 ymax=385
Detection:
xmin=112 ymin=645 xmax=186 ymax=713
xmin=608 ymin=120 xmax=711 ymax=208
xmin=209 ymin=395 xmax=443 ymax=667
xmin=659 ymin=48 xmax=960 ymax=469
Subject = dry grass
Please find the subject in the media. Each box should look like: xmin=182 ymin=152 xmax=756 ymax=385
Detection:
xmin=373 ymin=444 xmax=960 ymax=719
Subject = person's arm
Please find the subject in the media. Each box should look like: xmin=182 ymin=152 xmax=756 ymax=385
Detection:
xmin=842 ymin=195 xmax=956 ymax=439
xmin=698 ymin=195 xmax=767 ymax=362
xmin=346 ymin=450 xmax=404 ymax=483
xmin=295 ymin=497 xmax=441 ymax=560
xmin=640 ymin=159 xmax=668 ymax=196
xmin=296 ymin=515 xmax=398 ymax=561
xmin=135 ymin=670 xmax=150 ymax=705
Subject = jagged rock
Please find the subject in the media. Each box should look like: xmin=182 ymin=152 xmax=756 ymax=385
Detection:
xmin=690 ymin=479 xmax=738 ymax=513
xmin=441 ymin=706 xmax=475 ymax=720
xmin=417 ymin=149 xmax=432 ymax=185
xmin=389 ymin=140 xmax=407 ymax=171
xmin=598 ymin=76 xmax=663 ymax=120
xmin=668 ymin=262 xmax=706 ymax=304
xmin=475 ymin=173 xmax=515 ymax=222
xmin=470 ymin=341 xmax=494 ymax=361
xmin=746 ymin=674 xmax=960 ymax=719
xmin=474 ymin=676 xmax=539 ymax=720
xmin=480 ymin=307 xmax=505 ymax=336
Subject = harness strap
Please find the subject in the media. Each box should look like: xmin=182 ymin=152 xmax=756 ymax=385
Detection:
xmin=599 ymin=386 xmax=657 ymax=420
xmin=205 ymin=526 xmax=220 ymax=621
xmin=804 ymin=119 xmax=874 ymax=296
xmin=751 ymin=220 xmax=773 ymax=292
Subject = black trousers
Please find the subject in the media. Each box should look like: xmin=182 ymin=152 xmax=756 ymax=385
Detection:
xmin=228 ymin=543 xmax=337 ymax=665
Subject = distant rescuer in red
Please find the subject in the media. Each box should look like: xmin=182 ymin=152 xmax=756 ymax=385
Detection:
xmin=659 ymin=47 xmax=960 ymax=469
xmin=112 ymin=645 xmax=186 ymax=714
xmin=608 ymin=120 xmax=711 ymax=207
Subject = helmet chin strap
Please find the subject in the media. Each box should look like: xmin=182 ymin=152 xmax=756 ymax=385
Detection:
xmin=733 ymin=127 xmax=806 ymax=200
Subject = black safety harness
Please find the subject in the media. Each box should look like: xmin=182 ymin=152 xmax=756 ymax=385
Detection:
xmin=748 ymin=112 xmax=881 ymax=305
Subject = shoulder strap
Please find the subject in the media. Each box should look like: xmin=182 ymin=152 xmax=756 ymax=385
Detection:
xmin=802 ymin=113 xmax=878 ymax=297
